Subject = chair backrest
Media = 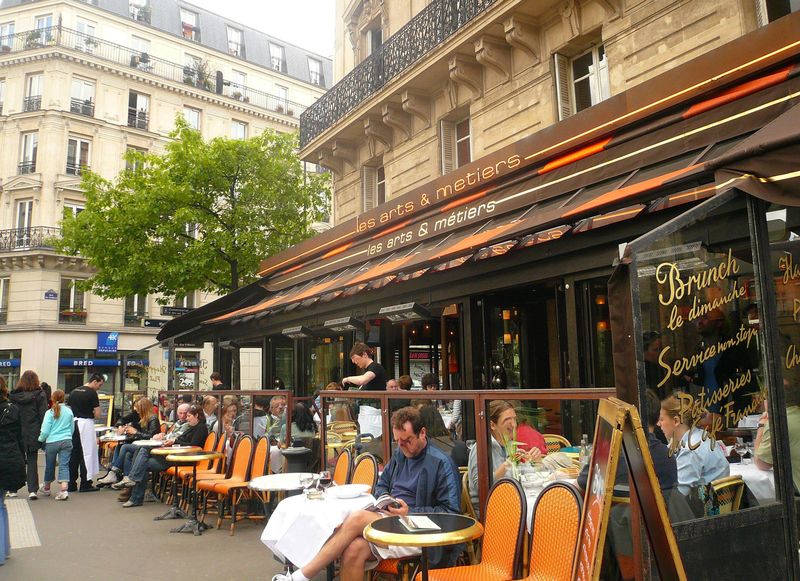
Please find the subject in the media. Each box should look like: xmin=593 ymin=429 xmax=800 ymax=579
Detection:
xmin=711 ymin=475 xmax=744 ymax=514
xmin=481 ymin=478 xmax=527 ymax=580
xmin=228 ymin=434 xmax=254 ymax=481
xmin=542 ymin=434 xmax=571 ymax=454
xmin=329 ymin=420 xmax=359 ymax=437
xmin=333 ymin=447 xmax=352 ymax=485
xmin=461 ymin=470 xmax=477 ymax=520
xmin=196 ymin=431 xmax=218 ymax=469
xmin=249 ymin=437 xmax=270 ymax=479
xmin=350 ymin=453 xmax=378 ymax=492
xmin=526 ymin=481 xmax=583 ymax=581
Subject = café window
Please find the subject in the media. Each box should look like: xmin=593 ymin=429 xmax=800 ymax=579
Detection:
xmin=628 ymin=192 xmax=776 ymax=522
xmin=304 ymin=335 xmax=345 ymax=393
xmin=59 ymin=277 xmax=86 ymax=324
xmin=0 ymin=277 xmax=9 ymax=325
xmin=58 ymin=349 xmax=115 ymax=395
xmin=271 ymin=335 xmax=294 ymax=390
xmin=0 ymin=349 xmax=21 ymax=388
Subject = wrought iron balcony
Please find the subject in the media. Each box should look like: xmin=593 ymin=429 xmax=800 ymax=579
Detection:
xmin=18 ymin=161 xmax=36 ymax=175
xmin=66 ymin=162 xmax=89 ymax=176
xmin=128 ymin=107 xmax=149 ymax=130
xmin=300 ymin=0 xmax=498 ymax=147
xmin=23 ymin=95 xmax=41 ymax=112
xmin=0 ymin=227 xmax=61 ymax=252
xmin=70 ymin=97 xmax=94 ymax=117
xmin=0 ymin=26 xmax=308 ymax=122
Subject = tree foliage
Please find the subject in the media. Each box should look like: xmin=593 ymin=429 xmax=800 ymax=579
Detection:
xmin=58 ymin=120 xmax=329 ymax=301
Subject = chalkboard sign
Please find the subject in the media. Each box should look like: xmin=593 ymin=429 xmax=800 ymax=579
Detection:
xmin=95 ymin=394 xmax=114 ymax=427
xmin=573 ymin=397 xmax=685 ymax=581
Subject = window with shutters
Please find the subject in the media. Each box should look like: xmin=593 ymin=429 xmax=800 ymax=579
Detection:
xmin=554 ymin=44 xmax=610 ymax=121
xmin=361 ymin=165 xmax=386 ymax=212
xmin=440 ymin=117 xmax=471 ymax=175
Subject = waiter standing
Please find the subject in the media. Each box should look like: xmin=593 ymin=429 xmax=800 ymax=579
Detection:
xmin=66 ymin=373 xmax=104 ymax=492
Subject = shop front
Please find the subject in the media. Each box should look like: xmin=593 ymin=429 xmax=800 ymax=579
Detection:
xmin=0 ymin=349 xmax=22 ymax=387
xmin=158 ymin=14 xmax=800 ymax=577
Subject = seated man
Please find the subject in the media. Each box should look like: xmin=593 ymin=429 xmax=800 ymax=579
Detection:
xmin=272 ymin=406 xmax=461 ymax=581
xmin=755 ymin=402 xmax=800 ymax=494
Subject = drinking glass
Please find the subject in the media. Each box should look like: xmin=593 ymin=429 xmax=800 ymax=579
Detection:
xmin=318 ymin=470 xmax=332 ymax=489
xmin=734 ymin=439 xmax=747 ymax=462
xmin=744 ymin=442 xmax=755 ymax=465
xmin=299 ymin=473 xmax=314 ymax=489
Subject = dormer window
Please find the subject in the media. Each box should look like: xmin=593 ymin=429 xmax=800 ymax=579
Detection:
xmin=308 ymin=58 xmax=322 ymax=86
xmin=227 ymin=26 xmax=244 ymax=57
xmin=129 ymin=0 xmax=150 ymax=24
xmin=269 ymin=43 xmax=286 ymax=73
xmin=180 ymin=9 xmax=200 ymax=42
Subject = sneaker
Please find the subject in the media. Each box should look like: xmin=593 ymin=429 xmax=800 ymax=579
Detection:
xmin=122 ymin=500 xmax=142 ymax=508
xmin=37 ymin=486 xmax=51 ymax=497
xmin=55 ymin=491 xmax=69 ymax=501
xmin=28 ymin=492 xmax=37 ymax=500
xmin=271 ymin=573 xmax=292 ymax=581
xmin=120 ymin=476 xmax=136 ymax=488
xmin=5 ymin=492 xmax=18 ymax=498
xmin=97 ymin=470 xmax=120 ymax=485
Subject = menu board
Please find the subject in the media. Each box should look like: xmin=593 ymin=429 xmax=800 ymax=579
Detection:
xmin=95 ymin=394 xmax=114 ymax=427
xmin=573 ymin=397 xmax=686 ymax=581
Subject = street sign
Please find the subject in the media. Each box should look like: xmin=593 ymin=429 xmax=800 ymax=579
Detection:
xmin=161 ymin=306 xmax=193 ymax=316
xmin=44 ymin=289 xmax=58 ymax=300
xmin=144 ymin=319 xmax=168 ymax=328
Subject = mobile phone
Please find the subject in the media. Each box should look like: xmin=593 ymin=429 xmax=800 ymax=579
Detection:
xmin=389 ymin=501 xmax=402 ymax=509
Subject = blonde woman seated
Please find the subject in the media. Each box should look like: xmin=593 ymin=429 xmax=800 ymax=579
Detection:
xmin=467 ymin=400 xmax=541 ymax=515
xmin=658 ymin=395 xmax=729 ymax=499
xmin=269 ymin=402 xmax=318 ymax=474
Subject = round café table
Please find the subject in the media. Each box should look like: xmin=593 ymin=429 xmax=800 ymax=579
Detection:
xmin=363 ymin=514 xmax=483 ymax=581
xmin=249 ymin=473 xmax=315 ymax=518
xmin=150 ymin=446 xmax=201 ymax=521
xmin=166 ymin=452 xmax=224 ymax=536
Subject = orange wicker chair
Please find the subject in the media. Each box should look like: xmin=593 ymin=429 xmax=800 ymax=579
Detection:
xmin=333 ymin=447 xmax=352 ymax=485
xmin=516 ymin=481 xmax=582 ymax=581
xmin=161 ymin=431 xmax=217 ymax=502
xmin=350 ymin=453 xmax=378 ymax=493
xmin=209 ymin=436 xmax=268 ymax=535
xmin=418 ymin=478 xmax=527 ymax=581
xmin=542 ymin=434 xmax=571 ymax=454
xmin=197 ymin=435 xmax=254 ymax=531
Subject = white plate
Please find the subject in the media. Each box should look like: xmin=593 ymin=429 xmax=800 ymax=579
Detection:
xmin=327 ymin=484 xmax=370 ymax=499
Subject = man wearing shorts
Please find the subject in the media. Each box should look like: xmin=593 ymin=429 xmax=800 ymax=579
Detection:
xmin=272 ymin=406 xmax=461 ymax=581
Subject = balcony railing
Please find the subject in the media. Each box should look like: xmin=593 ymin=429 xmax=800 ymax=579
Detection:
xmin=300 ymin=0 xmax=498 ymax=147
xmin=128 ymin=107 xmax=149 ymax=130
xmin=0 ymin=227 xmax=61 ymax=251
xmin=69 ymin=97 xmax=94 ymax=116
xmin=23 ymin=95 xmax=41 ymax=112
xmin=18 ymin=161 xmax=36 ymax=175
xmin=66 ymin=162 xmax=89 ymax=176
xmin=0 ymin=26 xmax=308 ymax=122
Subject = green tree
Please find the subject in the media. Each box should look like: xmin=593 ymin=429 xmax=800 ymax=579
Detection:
xmin=58 ymin=120 xmax=329 ymax=301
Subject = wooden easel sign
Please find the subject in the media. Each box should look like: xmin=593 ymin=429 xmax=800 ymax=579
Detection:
xmin=573 ymin=397 xmax=686 ymax=581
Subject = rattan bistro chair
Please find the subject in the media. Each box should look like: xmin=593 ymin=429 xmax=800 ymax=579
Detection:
xmin=332 ymin=447 xmax=352 ymax=485
xmin=418 ymin=478 xmax=527 ymax=581
xmin=542 ymin=434 xmax=571 ymax=454
xmin=350 ymin=453 xmax=378 ymax=493
xmin=517 ymin=481 xmax=583 ymax=581
xmin=711 ymin=475 xmax=745 ymax=514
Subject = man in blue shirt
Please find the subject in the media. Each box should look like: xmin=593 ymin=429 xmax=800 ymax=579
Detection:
xmin=272 ymin=406 xmax=461 ymax=581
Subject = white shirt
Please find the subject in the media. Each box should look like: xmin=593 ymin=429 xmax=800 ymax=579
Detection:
xmin=675 ymin=427 xmax=730 ymax=495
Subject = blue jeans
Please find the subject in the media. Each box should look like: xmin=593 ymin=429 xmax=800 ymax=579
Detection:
xmin=112 ymin=443 xmax=138 ymax=473
xmin=0 ymin=492 xmax=8 ymax=564
xmin=44 ymin=439 xmax=73 ymax=483
xmin=130 ymin=456 xmax=167 ymax=504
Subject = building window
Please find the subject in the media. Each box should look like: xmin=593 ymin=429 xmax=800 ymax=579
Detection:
xmin=440 ymin=118 xmax=470 ymax=174
xmin=128 ymin=91 xmax=149 ymax=130
xmin=180 ymin=9 xmax=200 ymax=41
xmin=269 ymin=43 xmax=286 ymax=72
xmin=0 ymin=278 xmax=9 ymax=325
xmin=362 ymin=165 xmax=386 ymax=212
xmin=173 ymin=293 xmax=194 ymax=309
xmin=0 ymin=22 xmax=15 ymax=50
xmin=554 ymin=44 xmax=610 ymax=120
xmin=66 ymin=136 xmax=91 ymax=176
xmin=308 ymin=58 xmax=322 ymax=85
xmin=227 ymin=26 xmax=244 ymax=57
xmin=130 ymin=36 xmax=151 ymax=70
xmin=0 ymin=78 xmax=5 ymax=116
xmin=365 ymin=24 xmax=382 ymax=57
xmin=19 ymin=132 xmax=37 ymax=174
xmin=231 ymin=120 xmax=247 ymax=140
xmin=70 ymin=77 xmax=95 ymax=116
xmin=124 ymin=294 xmax=146 ymax=327
xmin=63 ymin=202 xmax=85 ymax=220
xmin=15 ymin=200 xmax=32 ymax=247
xmin=125 ymin=146 xmax=146 ymax=172
xmin=231 ymin=70 xmax=247 ymax=101
xmin=24 ymin=73 xmax=42 ymax=112
xmin=34 ymin=15 xmax=53 ymax=43
xmin=75 ymin=18 xmax=96 ymax=54
xmin=59 ymin=278 xmax=86 ymax=324
xmin=275 ymin=85 xmax=288 ymax=113
xmin=129 ymin=0 xmax=151 ymax=24
xmin=182 ymin=106 xmax=200 ymax=130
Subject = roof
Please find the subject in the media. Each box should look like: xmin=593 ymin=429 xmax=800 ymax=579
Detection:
xmin=0 ymin=0 xmax=333 ymax=88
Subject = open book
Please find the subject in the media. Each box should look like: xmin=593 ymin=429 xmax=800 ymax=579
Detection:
xmin=399 ymin=515 xmax=441 ymax=532
xmin=365 ymin=494 xmax=402 ymax=512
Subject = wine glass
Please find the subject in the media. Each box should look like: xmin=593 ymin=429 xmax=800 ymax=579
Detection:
xmin=734 ymin=439 xmax=747 ymax=462
xmin=318 ymin=470 xmax=332 ymax=489
xmin=744 ymin=441 xmax=755 ymax=465
xmin=299 ymin=473 xmax=314 ymax=489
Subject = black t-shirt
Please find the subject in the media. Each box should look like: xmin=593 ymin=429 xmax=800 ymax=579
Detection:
xmin=364 ymin=361 xmax=387 ymax=391
xmin=66 ymin=386 xmax=100 ymax=419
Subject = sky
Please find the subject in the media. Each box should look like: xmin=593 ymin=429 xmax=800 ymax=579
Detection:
xmin=186 ymin=0 xmax=336 ymax=59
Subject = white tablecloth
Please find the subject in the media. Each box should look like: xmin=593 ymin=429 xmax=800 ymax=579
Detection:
xmin=730 ymin=462 xmax=775 ymax=502
xmin=261 ymin=492 xmax=375 ymax=567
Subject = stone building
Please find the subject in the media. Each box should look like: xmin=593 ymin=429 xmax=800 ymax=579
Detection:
xmin=0 ymin=0 xmax=331 ymax=396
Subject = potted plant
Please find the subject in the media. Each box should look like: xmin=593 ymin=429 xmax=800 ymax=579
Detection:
xmin=1 ymin=45 xmax=11 ymax=53
xmin=275 ymin=103 xmax=284 ymax=113
xmin=231 ymin=91 xmax=242 ymax=100
xmin=24 ymin=30 xmax=41 ymax=48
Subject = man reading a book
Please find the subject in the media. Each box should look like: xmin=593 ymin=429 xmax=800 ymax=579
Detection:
xmin=272 ymin=406 xmax=461 ymax=581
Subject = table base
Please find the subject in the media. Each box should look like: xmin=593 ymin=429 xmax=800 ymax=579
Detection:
xmin=170 ymin=518 xmax=211 ymax=536
xmin=155 ymin=505 xmax=188 ymax=521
